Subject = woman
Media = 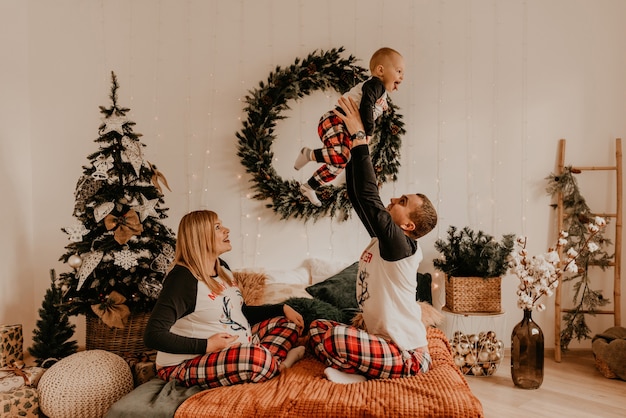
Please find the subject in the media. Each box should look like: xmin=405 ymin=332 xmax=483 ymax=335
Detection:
xmin=144 ymin=210 xmax=305 ymax=388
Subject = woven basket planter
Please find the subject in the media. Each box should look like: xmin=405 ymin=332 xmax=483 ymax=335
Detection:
xmin=444 ymin=276 xmax=502 ymax=313
xmin=86 ymin=312 xmax=150 ymax=356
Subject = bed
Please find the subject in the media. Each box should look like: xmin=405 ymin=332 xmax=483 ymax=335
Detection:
xmin=175 ymin=326 xmax=483 ymax=417
xmin=106 ymin=259 xmax=484 ymax=418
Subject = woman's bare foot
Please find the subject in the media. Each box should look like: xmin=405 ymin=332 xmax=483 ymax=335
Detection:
xmin=280 ymin=346 xmax=306 ymax=371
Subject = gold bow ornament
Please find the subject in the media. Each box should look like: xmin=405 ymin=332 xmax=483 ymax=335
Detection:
xmin=104 ymin=209 xmax=143 ymax=245
xmin=91 ymin=291 xmax=131 ymax=329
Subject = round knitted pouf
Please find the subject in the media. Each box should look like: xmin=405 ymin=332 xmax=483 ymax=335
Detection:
xmin=38 ymin=349 xmax=134 ymax=418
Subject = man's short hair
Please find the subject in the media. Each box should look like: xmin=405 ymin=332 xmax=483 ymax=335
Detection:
xmin=410 ymin=193 xmax=437 ymax=239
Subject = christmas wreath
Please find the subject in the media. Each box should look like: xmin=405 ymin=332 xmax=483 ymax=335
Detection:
xmin=236 ymin=47 xmax=405 ymax=222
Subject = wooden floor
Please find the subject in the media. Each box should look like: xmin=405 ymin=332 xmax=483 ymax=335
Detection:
xmin=465 ymin=350 xmax=626 ymax=418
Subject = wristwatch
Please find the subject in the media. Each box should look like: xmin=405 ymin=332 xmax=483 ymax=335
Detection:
xmin=351 ymin=131 xmax=366 ymax=140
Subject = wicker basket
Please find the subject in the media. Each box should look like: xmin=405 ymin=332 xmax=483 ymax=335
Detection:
xmin=444 ymin=276 xmax=501 ymax=313
xmin=594 ymin=355 xmax=617 ymax=379
xmin=86 ymin=312 xmax=150 ymax=356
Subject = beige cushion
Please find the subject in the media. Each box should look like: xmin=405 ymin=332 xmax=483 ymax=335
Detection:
xmin=38 ymin=349 xmax=133 ymax=418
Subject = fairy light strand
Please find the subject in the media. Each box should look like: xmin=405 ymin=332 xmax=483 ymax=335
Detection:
xmin=238 ymin=0 xmax=249 ymax=265
xmin=99 ymin=0 xmax=107 ymax=94
xmin=203 ymin=0 xmax=217 ymax=212
xmin=127 ymin=2 xmax=134 ymax=101
xmin=433 ymin=0 xmax=446 ymax=307
xmin=436 ymin=0 xmax=445 ymax=238
xmin=183 ymin=0 xmax=194 ymax=210
xmin=491 ymin=0 xmax=500 ymax=234
xmin=465 ymin=0 xmax=475 ymax=227
xmin=152 ymin=0 xmax=164 ymax=204
xmin=520 ymin=0 xmax=528 ymax=234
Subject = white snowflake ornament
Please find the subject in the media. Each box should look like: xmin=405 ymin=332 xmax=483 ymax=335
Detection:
xmin=113 ymin=248 xmax=139 ymax=270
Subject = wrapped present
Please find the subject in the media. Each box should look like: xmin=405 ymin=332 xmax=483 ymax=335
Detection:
xmin=0 ymin=360 xmax=46 ymax=393
xmin=0 ymin=373 xmax=24 ymax=393
xmin=133 ymin=359 xmax=156 ymax=386
xmin=0 ymin=385 xmax=40 ymax=417
xmin=0 ymin=324 xmax=23 ymax=368
xmin=122 ymin=350 xmax=157 ymax=386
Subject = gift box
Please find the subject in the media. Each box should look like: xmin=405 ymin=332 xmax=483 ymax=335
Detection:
xmin=0 ymin=324 xmax=23 ymax=368
xmin=0 ymin=361 xmax=46 ymax=393
xmin=122 ymin=350 xmax=157 ymax=387
xmin=133 ymin=359 xmax=156 ymax=386
xmin=0 ymin=386 xmax=40 ymax=418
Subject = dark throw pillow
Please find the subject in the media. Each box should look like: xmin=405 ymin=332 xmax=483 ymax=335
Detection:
xmin=304 ymin=261 xmax=432 ymax=319
xmin=283 ymin=297 xmax=346 ymax=332
xmin=416 ymin=272 xmax=433 ymax=305
xmin=305 ymin=262 xmax=359 ymax=310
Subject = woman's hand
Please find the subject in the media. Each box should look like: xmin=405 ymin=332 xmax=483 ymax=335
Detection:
xmin=333 ymin=96 xmax=368 ymax=146
xmin=283 ymin=304 xmax=305 ymax=335
xmin=205 ymin=332 xmax=238 ymax=353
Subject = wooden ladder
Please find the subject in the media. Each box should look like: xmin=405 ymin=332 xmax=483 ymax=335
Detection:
xmin=554 ymin=138 xmax=622 ymax=362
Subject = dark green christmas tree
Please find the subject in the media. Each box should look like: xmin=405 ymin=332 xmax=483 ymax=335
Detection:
xmin=29 ymin=270 xmax=78 ymax=366
xmin=56 ymin=72 xmax=176 ymax=325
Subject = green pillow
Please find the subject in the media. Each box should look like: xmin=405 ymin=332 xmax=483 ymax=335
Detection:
xmin=305 ymin=261 xmax=433 ymax=308
xmin=305 ymin=262 xmax=359 ymax=310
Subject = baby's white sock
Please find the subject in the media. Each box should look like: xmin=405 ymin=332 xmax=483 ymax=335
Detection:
xmin=324 ymin=367 xmax=367 ymax=384
xmin=300 ymin=183 xmax=322 ymax=207
xmin=294 ymin=147 xmax=313 ymax=170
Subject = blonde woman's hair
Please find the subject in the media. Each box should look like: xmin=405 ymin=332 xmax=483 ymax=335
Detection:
xmin=369 ymin=47 xmax=402 ymax=73
xmin=173 ymin=210 xmax=234 ymax=293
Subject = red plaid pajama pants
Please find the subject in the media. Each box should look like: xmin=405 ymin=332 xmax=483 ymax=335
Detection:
xmin=308 ymin=111 xmax=353 ymax=188
xmin=308 ymin=319 xmax=431 ymax=379
xmin=157 ymin=317 xmax=299 ymax=388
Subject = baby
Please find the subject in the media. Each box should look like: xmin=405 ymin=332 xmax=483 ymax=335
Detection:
xmin=294 ymin=47 xmax=405 ymax=206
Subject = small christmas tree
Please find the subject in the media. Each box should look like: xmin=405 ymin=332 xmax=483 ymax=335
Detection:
xmin=56 ymin=72 xmax=176 ymax=326
xmin=29 ymin=270 xmax=78 ymax=366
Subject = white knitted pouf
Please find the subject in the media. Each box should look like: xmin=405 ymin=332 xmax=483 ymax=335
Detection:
xmin=38 ymin=349 xmax=134 ymax=418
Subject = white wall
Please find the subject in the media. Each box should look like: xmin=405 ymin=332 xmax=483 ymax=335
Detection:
xmin=1 ymin=0 xmax=625 ymax=352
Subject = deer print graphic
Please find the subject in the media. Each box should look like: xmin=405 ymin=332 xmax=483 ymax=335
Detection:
xmin=357 ymin=269 xmax=370 ymax=305
xmin=219 ymin=296 xmax=246 ymax=332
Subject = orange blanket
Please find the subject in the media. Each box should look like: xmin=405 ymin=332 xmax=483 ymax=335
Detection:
xmin=175 ymin=327 xmax=483 ymax=418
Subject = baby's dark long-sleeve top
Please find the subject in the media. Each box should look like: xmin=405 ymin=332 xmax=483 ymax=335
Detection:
xmin=358 ymin=77 xmax=387 ymax=137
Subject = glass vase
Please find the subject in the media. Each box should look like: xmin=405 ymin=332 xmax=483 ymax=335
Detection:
xmin=510 ymin=309 xmax=544 ymax=389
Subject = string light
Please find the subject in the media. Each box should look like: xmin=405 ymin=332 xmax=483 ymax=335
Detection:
xmin=99 ymin=0 xmax=107 ymax=92
xmin=465 ymin=0 xmax=475 ymax=226
xmin=491 ymin=0 xmax=500 ymax=234
xmin=434 ymin=0 xmax=446 ymax=309
xmin=521 ymin=0 xmax=529 ymax=235
xmin=436 ymin=0 xmax=445 ymax=238
xmin=184 ymin=0 xmax=194 ymax=210
xmin=237 ymin=0 xmax=248 ymax=264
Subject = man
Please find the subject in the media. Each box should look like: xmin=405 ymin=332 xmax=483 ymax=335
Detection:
xmin=307 ymin=96 xmax=438 ymax=383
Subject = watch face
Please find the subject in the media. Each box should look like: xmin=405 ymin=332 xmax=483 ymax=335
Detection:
xmin=355 ymin=131 xmax=366 ymax=140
